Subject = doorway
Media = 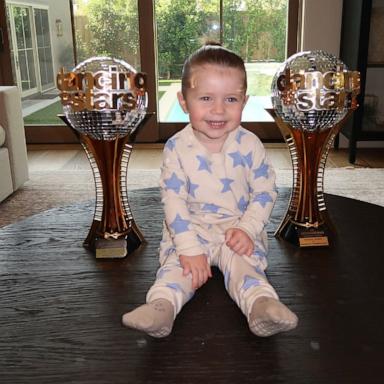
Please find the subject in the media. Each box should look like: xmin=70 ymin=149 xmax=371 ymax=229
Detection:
xmin=6 ymin=2 xmax=54 ymax=97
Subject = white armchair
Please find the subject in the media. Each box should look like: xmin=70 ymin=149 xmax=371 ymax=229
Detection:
xmin=0 ymin=86 xmax=29 ymax=203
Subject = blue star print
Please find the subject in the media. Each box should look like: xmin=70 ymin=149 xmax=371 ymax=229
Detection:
xmin=224 ymin=269 xmax=230 ymax=290
xmin=157 ymin=267 xmax=171 ymax=279
xmin=253 ymin=192 xmax=273 ymax=207
xmin=254 ymin=265 xmax=266 ymax=277
xmin=164 ymin=246 xmax=175 ymax=257
xmin=166 ymin=283 xmax=184 ymax=293
xmin=170 ymin=214 xmax=190 ymax=234
xmin=236 ymin=130 xmax=247 ymax=144
xmin=243 ymin=151 xmax=253 ymax=168
xmin=165 ymin=138 xmax=176 ymax=151
xmin=196 ymin=155 xmax=212 ymax=173
xmin=164 ymin=172 xmax=185 ymax=194
xmin=229 ymin=151 xmax=245 ymax=168
xmin=197 ymin=234 xmax=209 ymax=245
xmin=187 ymin=178 xmax=199 ymax=197
xmin=238 ymin=196 xmax=248 ymax=213
xmin=242 ymin=275 xmax=261 ymax=290
xmin=254 ymin=248 xmax=267 ymax=260
xmin=253 ymin=161 xmax=269 ymax=179
xmin=203 ymin=203 xmax=220 ymax=213
xmin=220 ymin=178 xmax=234 ymax=193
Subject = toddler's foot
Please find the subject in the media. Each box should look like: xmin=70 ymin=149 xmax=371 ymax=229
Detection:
xmin=249 ymin=296 xmax=298 ymax=337
xmin=122 ymin=298 xmax=174 ymax=338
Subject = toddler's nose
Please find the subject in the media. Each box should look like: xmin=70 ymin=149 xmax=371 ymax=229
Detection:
xmin=211 ymin=100 xmax=225 ymax=114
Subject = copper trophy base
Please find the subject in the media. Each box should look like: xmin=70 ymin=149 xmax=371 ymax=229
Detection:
xmin=81 ymin=134 xmax=145 ymax=258
xmin=268 ymin=110 xmax=352 ymax=248
xmin=59 ymin=115 xmax=144 ymax=258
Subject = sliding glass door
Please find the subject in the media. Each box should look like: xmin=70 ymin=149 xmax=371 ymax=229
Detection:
xmin=6 ymin=3 xmax=55 ymax=96
xmin=7 ymin=4 xmax=37 ymax=96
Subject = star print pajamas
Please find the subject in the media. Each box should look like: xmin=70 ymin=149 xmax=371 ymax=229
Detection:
xmin=146 ymin=124 xmax=279 ymax=321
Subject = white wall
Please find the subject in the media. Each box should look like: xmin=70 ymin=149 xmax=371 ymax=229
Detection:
xmin=300 ymin=0 xmax=344 ymax=56
xmin=301 ymin=0 xmax=384 ymax=148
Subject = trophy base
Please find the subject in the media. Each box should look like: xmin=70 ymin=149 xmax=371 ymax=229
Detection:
xmin=276 ymin=220 xmax=329 ymax=248
xmin=95 ymin=238 xmax=128 ymax=259
xmin=84 ymin=226 xmax=144 ymax=258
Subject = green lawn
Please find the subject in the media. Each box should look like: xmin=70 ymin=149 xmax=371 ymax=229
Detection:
xmin=24 ymin=101 xmax=63 ymax=125
xmin=159 ymin=79 xmax=181 ymax=86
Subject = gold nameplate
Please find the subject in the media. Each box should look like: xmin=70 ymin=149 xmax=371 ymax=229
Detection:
xmin=298 ymin=228 xmax=329 ymax=247
xmin=95 ymin=238 xmax=127 ymax=259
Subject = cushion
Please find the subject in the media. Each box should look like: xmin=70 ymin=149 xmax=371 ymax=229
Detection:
xmin=0 ymin=124 xmax=5 ymax=147
xmin=0 ymin=147 xmax=13 ymax=201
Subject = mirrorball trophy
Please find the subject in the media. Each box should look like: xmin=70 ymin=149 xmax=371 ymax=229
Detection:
xmin=268 ymin=50 xmax=360 ymax=247
xmin=57 ymin=57 xmax=148 ymax=258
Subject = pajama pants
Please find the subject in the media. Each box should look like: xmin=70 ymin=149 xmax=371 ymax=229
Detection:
xmin=146 ymin=226 xmax=279 ymax=321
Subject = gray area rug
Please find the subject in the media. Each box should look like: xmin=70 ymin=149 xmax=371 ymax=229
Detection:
xmin=0 ymin=167 xmax=383 ymax=228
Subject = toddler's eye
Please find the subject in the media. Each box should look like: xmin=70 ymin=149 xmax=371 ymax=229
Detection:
xmin=226 ymin=97 xmax=238 ymax=103
xmin=200 ymin=96 xmax=211 ymax=101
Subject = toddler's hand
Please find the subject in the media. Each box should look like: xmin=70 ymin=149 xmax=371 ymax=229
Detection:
xmin=179 ymin=254 xmax=212 ymax=289
xmin=225 ymin=228 xmax=254 ymax=257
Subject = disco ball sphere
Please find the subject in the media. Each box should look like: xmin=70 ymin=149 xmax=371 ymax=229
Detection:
xmin=271 ymin=50 xmax=354 ymax=132
xmin=58 ymin=57 xmax=148 ymax=140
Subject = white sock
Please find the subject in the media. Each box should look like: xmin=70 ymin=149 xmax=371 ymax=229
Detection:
xmin=249 ymin=296 xmax=298 ymax=337
xmin=122 ymin=298 xmax=174 ymax=338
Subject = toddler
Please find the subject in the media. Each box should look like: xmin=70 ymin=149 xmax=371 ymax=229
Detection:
xmin=122 ymin=43 xmax=298 ymax=338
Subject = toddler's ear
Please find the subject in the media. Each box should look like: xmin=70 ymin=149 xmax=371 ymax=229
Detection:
xmin=243 ymin=94 xmax=250 ymax=107
xmin=177 ymin=91 xmax=189 ymax=113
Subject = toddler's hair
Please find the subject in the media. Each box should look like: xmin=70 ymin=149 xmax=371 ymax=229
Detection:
xmin=181 ymin=42 xmax=247 ymax=97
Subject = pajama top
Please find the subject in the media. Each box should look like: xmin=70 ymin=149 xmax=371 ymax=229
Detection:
xmin=159 ymin=124 xmax=277 ymax=257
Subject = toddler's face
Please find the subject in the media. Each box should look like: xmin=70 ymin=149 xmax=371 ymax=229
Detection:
xmin=178 ymin=64 xmax=248 ymax=150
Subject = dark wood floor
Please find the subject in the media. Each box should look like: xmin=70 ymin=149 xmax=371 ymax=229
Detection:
xmin=1 ymin=188 xmax=384 ymax=383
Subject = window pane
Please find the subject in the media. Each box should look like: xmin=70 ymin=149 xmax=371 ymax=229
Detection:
xmin=223 ymin=0 xmax=288 ymax=122
xmin=23 ymin=8 xmax=33 ymax=49
xmin=156 ymin=0 xmax=220 ymax=123
xmin=14 ymin=7 xmax=26 ymax=49
xmin=73 ymin=0 xmax=140 ymax=69
xmin=34 ymin=9 xmax=44 ymax=47
xmin=35 ymin=9 xmax=54 ymax=89
xmin=37 ymin=47 xmax=54 ymax=87
xmin=26 ymin=49 xmax=37 ymax=89
xmin=18 ymin=50 xmax=28 ymax=90
xmin=156 ymin=0 xmax=289 ymax=123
